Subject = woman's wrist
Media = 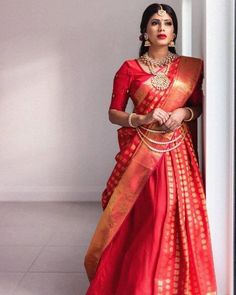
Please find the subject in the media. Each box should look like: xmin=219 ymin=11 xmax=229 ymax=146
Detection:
xmin=128 ymin=113 xmax=144 ymax=127
xmin=183 ymin=107 xmax=194 ymax=122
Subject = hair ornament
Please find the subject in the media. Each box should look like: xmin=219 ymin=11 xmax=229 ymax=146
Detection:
xmin=158 ymin=4 xmax=167 ymax=16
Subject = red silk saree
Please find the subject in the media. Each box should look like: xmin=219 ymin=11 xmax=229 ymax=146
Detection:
xmin=84 ymin=56 xmax=217 ymax=295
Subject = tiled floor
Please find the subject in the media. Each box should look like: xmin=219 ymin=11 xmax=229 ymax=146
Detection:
xmin=0 ymin=201 xmax=102 ymax=295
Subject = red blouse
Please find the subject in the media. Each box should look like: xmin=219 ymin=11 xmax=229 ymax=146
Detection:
xmin=109 ymin=58 xmax=204 ymax=111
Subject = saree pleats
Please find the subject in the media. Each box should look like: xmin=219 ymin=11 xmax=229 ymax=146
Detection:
xmin=152 ymin=134 xmax=217 ymax=294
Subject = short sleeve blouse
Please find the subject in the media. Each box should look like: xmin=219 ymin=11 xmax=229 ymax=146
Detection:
xmin=109 ymin=61 xmax=133 ymax=111
xmin=109 ymin=59 xmax=204 ymax=110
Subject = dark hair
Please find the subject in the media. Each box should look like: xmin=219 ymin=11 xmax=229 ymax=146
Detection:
xmin=139 ymin=3 xmax=178 ymax=57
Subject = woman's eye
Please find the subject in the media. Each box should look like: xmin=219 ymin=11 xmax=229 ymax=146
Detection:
xmin=151 ymin=21 xmax=159 ymax=25
xmin=151 ymin=20 xmax=173 ymax=26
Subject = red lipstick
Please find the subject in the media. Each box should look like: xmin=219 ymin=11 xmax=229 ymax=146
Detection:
xmin=157 ymin=34 xmax=167 ymax=39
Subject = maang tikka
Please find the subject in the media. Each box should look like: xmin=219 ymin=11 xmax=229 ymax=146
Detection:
xmin=157 ymin=4 xmax=167 ymax=16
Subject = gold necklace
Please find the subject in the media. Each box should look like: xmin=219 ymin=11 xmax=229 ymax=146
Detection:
xmin=139 ymin=52 xmax=177 ymax=90
xmin=140 ymin=51 xmax=177 ymax=67
xmin=148 ymin=63 xmax=170 ymax=90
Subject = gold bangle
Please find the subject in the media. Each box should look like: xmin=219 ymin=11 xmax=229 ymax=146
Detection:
xmin=184 ymin=107 xmax=194 ymax=122
xmin=128 ymin=112 xmax=136 ymax=128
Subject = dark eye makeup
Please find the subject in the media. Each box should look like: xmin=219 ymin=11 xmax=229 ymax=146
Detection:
xmin=151 ymin=19 xmax=173 ymax=26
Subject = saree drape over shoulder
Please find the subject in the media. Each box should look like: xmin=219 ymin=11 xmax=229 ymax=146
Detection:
xmin=84 ymin=56 xmax=217 ymax=295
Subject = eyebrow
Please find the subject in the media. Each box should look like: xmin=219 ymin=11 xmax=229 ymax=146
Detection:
xmin=151 ymin=18 xmax=172 ymax=21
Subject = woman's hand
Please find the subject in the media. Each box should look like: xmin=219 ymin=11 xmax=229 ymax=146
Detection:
xmin=163 ymin=108 xmax=188 ymax=131
xmin=141 ymin=107 xmax=170 ymax=126
xmin=108 ymin=107 xmax=193 ymax=129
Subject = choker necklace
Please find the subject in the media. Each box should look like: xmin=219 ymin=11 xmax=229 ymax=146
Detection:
xmin=139 ymin=51 xmax=177 ymax=67
xmin=139 ymin=52 xmax=178 ymax=90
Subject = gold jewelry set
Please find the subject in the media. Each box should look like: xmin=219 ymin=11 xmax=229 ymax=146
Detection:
xmin=126 ymin=5 xmax=193 ymax=153
xmin=139 ymin=4 xmax=177 ymax=90
xmin=139 ymin=51 xmax=177 ymax=90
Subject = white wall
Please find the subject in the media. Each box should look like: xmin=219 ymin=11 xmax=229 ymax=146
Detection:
xmin=0 ymin=0 xmax=181 ymax=201
xmin=203 ymin=0 xmax=235 ymax=294
xmin=186 ymin=0 xmax=235 ymax=293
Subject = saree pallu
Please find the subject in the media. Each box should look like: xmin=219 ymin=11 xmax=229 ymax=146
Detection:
xmin=84 ymin=56 xmax=217 ymax=295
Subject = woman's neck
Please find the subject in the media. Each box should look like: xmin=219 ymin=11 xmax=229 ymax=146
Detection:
xmin=148 ymin=46 xmax=169 ymax=59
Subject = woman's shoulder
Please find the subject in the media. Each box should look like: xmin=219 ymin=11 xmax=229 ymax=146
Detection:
xmin=114 ymin=58 xmax=140 ymax=75
xmin=118 ymin=58 xmax=139 ymax=68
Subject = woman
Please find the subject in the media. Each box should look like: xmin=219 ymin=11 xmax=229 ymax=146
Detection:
xmin=84 ymin=3 xmax=217 ymax=294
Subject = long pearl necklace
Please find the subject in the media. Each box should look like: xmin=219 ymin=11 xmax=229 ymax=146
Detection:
xmin=139 ymin=52 xmax=178 ymax=90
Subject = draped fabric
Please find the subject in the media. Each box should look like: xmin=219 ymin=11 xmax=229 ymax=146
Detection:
xmin=84 ymin=56 xmax=217 ymax=295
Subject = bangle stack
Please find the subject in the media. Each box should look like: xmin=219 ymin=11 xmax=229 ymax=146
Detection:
xmin=128 ymin=112 xmax=136 ymax=128
xmin=184 ymin=107 xmax=194 ymax=122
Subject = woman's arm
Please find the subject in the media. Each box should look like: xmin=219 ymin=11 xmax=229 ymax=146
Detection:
xmin=185 ymin=104 xmax=202 ymax=120
xmin=108 ymin=109 xmax=142 ymax=127
xmin=109 ymin=61 xmax=170 ymax=128
xmin=155 ymin=104 xmax=202 ymax=131
xmin=108 ymin=108 xmax=171 ymax=128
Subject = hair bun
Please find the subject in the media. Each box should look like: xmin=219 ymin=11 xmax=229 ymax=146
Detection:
xmin=139 ymin=34 xmax=144 ymax=41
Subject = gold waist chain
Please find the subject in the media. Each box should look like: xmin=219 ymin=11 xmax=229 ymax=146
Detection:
xmin=136 ymin=125 xmax=186 ymax=153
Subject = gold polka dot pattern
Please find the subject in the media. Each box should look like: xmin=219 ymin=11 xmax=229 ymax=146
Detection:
xmin=151 ymin=131 xmax=217 ymax=294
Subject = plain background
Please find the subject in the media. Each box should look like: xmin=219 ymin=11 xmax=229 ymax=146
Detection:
xmin=0 ymin=0 xmax=183 ymax=202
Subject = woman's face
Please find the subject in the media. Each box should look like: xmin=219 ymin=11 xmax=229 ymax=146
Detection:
xmin=145 ymin=12 xmax=175 ymax=47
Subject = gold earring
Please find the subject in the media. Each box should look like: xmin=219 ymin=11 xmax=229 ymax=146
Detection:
xmin=168 ymin=40 xmax=175 ymax=47
xmin=145 ymin=40 xmax=151 ymax=47
xmin=144 ymin=33 xmax=151 ymax=47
